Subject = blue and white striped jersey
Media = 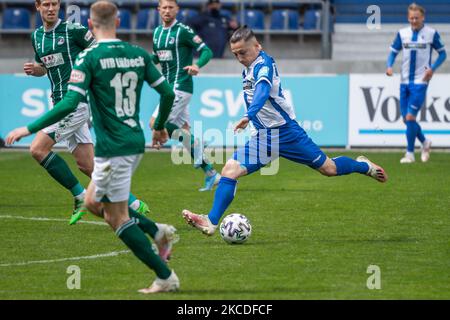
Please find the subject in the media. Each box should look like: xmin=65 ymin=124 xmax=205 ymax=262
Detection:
xmin=242 ymin=51 xmax=296 ymax=129
xmin=390 ymin=25 xmax=445 ymax=85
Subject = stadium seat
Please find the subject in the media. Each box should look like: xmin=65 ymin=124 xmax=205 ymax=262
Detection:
xmin=220 ymin=9 xmax=233 ymax=20
xmin=2 ymin=8 xmax=31 ymax=29
xmin=270 ymin=10 xmax=299 ymax=30
xmin=35 ymin=10 xmax=64 ymax=28
xmin=79 ymin=7 xmax=89 ymax=27
xmin=303 ymin=9 xmax=319 ymax=30
xmin=237 ymin=10 xmax=265 ymax=30
xmin=177 ymin=9 xmax=199 ymax=25
xmin=117 ymin=9 xmax=131 ymax=30
xmin=136 ymin=9 xmax=160 ymax=30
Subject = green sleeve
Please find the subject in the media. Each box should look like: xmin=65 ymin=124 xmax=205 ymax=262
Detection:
xmin=153 ymin=81 xmax=175 ymax=131
xmin=73 ymin=24 xmax=96 ymax=49
xmin=143 ymin=52 xmax=175 ymax=130
xmin=31 ymin=32 xmax=42 ymax=64
xmin=27 ymin=90 xmax=82 ymax=133
xmin=181 ymin=26 xmax=212 ymax=68
xmin=150 ymin=53 xmax=160 ymax=65
xmin=196 ymin=45 xmax=213 ymax=68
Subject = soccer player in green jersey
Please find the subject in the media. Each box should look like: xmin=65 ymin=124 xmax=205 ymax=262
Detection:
xmin=150 ymin=0 xmax=221 ymax=192
xmin=25 ymin=0 xmax=149 ymax=225
xmin=7 ymin=1 xmax=179 ymax=293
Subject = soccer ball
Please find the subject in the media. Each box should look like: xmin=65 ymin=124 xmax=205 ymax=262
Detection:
xmin=219 ymin=213 xmax=252 ymax=244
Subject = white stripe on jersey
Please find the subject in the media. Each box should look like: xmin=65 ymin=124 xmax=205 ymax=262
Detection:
xmin=174 ymin=28 xmax=181 ymax=87
xmin=68 ymin=84 xmax=86 ymax=96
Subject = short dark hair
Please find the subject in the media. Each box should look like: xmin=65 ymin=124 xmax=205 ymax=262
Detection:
xmin=230 ymin=26 xmax=256 ymax=44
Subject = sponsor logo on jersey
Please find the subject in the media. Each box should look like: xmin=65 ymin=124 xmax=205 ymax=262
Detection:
xmin=403 ymin=42 xmax=427 ymax=49
xmin=84 ymin=31 xmax=93 ymax=42
xmin=57 ymin=36 xmax=65 ymax=46
xmin=69 ymin=70 xmax=86 ymax=83
xmin=157 ymin=50 xmax=173 ymax=61
xmin=193 ymin=35 xmax=203 ymax=44
xmin=41 ymin=52 xmax=65 ymax=68
xmin=169 ymin=37 xmax=175 ymax=45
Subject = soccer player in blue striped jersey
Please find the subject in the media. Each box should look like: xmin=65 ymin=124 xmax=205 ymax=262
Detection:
xmin=386 ymin=3 xmax=446 ymax=164
xmin=182 ymin=27 xmax=388 ymax=236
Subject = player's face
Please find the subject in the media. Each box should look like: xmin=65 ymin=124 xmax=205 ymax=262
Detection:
xmin=230 ymin=39 xmax=261 ymax=67
xmin=158 ymin=1 xmax=179 ymax=25
xmin=36 ymin=0 xmax=60 ymax=25
xmin=408 ymin=10 xmax=424 ymax=30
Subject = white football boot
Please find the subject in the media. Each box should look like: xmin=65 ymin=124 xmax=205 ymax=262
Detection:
xmin=356 ymin=156 xmax=388 ymax=183
xmin=400 ymin=152 xmax=415 ymax=164
xmin=421 ymin=140 xmax=432 ymax=163
xmin=138 ymin=270 xmax=180 ymax=294
xmin=182 ymin=209 xmax=217 ymax=236
xmin=154 ymin=224 xmax=179 ymax=263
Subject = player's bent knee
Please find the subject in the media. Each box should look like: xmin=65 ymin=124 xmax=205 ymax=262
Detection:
xmin=221 ymin=160 xmax=243 ymax=179
xmin=405 ymin=114 xmax=416 ymax=121
xmin=29 ymin=143 xmax=49 ymax=162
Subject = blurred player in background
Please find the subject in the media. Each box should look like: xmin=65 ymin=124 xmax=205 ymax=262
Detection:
xmin=150 ymin=0 xmax=221 ymax=192
xmin=182 ymin=26 xmax=388 ymax=236
xmin=386 ymin=3 xmax=446 ymax=164
xmin=25 ymin=0 xmax=150 ymax=225
xmin=7 ymin=1 xmax=179 ymax=294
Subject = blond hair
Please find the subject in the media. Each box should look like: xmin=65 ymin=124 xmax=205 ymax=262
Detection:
xmin=408 ymin=3 xmax=425 ymax=15
xmin=90 ymin=1 xmax=118 ymax=29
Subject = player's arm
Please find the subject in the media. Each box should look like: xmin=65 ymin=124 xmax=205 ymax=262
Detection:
xmin=73 ymin=25 xmax=96 ymax=49
xmin=423 ymin=31 xmax=447 ymax=81
xmin=150 ymin=53 xmax=160 ymax=65
xmin=182 ymin=27 xmax=213 ymax=75
xmin=235 ymin=65 xmax=273 ymax=132
xmin=26 ymin=33 xmax=47 ymax=77
xmin=386 ymin=32 xmax=402 ymax=76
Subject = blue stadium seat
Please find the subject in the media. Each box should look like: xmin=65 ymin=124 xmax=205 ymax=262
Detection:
xmin=237 ymin=10 xmax=265 ymax=30
xmin=270 ymin=9 xmax=299 ymax=30
xmin=136 ymin=9 xmax=160 ymax=30
xmin=220 ymin=9 xmax=233 ymax=20
xmin=303 ymin=9 xmax=319 ymax=30
xmin=177 ymin=9 xmax=199 ymax=24
xmin=117 ymin=9 xmax=131 ymax=30
xmin=35 ymin=10 xmax=64 ymax=28
xmin=79 ymin=7 xmax=89 ymax=27
xmin=2 ymin=8 xmax=31 ymax=29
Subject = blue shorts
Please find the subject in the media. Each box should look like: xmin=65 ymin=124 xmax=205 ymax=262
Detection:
xmin=233 ymin=121 xmax=327 ymax=175
xmin=400 ymin=84 xmax=427 ymax=118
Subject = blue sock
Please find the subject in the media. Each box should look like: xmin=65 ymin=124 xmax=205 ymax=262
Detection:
xmin=415 ymin=122 xmax=426 ymax=144
xmin=406 ymin=120 xmax=418 ymax=152
xmin=333 ymin=156 xmax=369 ymax=176
xmin=128 ymin=193 xmax=138 ymax=206
xmin=208 ymin=177 xmax=238 ymax=225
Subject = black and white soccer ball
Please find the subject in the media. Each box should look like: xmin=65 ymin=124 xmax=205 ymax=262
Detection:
xmin=219 ymin=213 xmax=252 ymax=244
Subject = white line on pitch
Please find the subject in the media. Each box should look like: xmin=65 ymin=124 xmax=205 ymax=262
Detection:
xmin=0 ymin=250 xmax=131 ymax=267
xmin=0 ymin=215 xmax=108 ymax=225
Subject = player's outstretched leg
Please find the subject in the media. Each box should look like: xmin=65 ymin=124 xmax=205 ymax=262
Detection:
xmin=321 ymin=156 xmax=387 ymax=183
xmin=183 ymin=160 xmax=245 ymax=235
xmin=167 ymin=122 xmax=221 ymax=192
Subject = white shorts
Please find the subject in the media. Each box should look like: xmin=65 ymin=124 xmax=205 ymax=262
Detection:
xmin=42 ymin=102 xmax=92 ymax=153
xmin=92 ymin=154 xmax=143 ymax=203
xmin=152 ymin=90 xmax=192 ymax=128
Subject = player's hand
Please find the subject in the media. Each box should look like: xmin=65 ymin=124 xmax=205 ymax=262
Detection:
xmin=234 ymin=117 xmax=249 ymax=133
xmin=386 ymin=68 xmax=393 ymax=77
xmin=5 ymin=127 xmax=31 ymax=145
xmin=152 ymin=129 xmax=168 ymax=149
xmin=184 ymin=64 xmax=200 ymax=76
xmin=423 ymin=68 xmax=434 ymax=82
xmin=24 ymin=62 xmax=36 ymax=75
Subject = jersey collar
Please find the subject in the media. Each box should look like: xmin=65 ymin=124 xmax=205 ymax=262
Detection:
xmin=97 ymin=39 xmax=122 ymax=43
xmin=163 ymin=19 xmax=178 ymax=30
xmin=44 ymin=18 xmax=61 ymax=33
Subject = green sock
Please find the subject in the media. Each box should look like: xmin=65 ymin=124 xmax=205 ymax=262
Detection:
xmin=40 ymin=152 xmax=81 ymax=195
xmin=128 ymin=208 xmax=158 ymax=238
xmin=128 ymin=194 xmax=138 ymax=206
xmin=116 ymin=219 xmax=171 ymax=279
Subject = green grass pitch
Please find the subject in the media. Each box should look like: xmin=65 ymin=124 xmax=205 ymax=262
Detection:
xmin=0 ymin=150 xmax=449 ymax=299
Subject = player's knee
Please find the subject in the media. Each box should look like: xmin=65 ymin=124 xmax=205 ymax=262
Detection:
xmin=405 ymin=114 xmax=416 ymax=121
xmin=318 ymin=163 xmax=337 ymax=177
xmin=221 ymin=160 xmax=242 ymax=179
xmin=29 ymin=143 xmax=49 ymax=162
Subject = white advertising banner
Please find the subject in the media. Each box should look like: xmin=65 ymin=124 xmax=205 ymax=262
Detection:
xmin=349 ymin=74 xmax=450 ymax=147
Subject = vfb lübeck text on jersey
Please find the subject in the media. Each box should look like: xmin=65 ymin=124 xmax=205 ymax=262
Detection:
xmin=99 ymin=56 xmax=145 ymax=70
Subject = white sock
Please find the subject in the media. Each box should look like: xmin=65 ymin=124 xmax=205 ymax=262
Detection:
xmin=74 ymin=190 xmax=86 ymax=201
xmin=130 ymin=199 xmax=140 ymax=211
